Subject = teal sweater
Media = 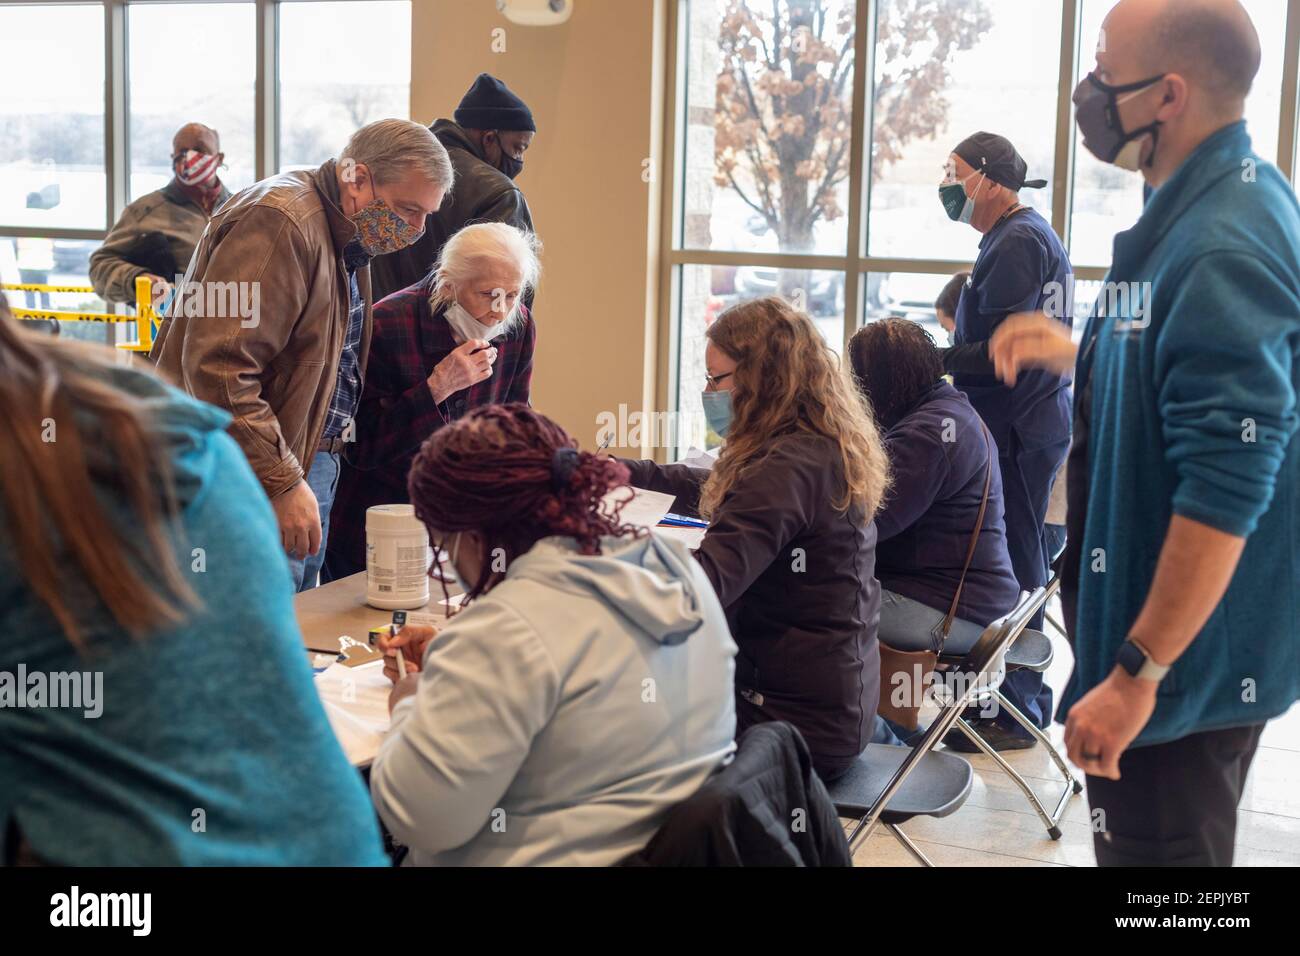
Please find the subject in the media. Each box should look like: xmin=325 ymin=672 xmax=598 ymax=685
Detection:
xmin=1063 ymin=122 xmax=1300 ymax=746
xmin=0 ymin=364 xmax=386 ymax=865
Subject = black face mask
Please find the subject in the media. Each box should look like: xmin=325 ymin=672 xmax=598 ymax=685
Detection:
xmin=490 ymin=133 xmax=524 ymax=180
xmin=499 ymin=153 xmax=524 ymax=180
xmin=1073 ymin=71 xmax=1166 ymax=171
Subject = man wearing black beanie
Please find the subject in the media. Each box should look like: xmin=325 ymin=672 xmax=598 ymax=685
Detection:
xmin=370 ymin=73 xmax=537 ymax=303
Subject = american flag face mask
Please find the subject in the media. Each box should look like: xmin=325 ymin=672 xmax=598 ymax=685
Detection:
xmin=175 ymin=149 xmax=220 ymax=187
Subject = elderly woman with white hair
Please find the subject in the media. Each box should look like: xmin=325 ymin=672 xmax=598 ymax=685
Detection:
xmin=324 ymin=221 xmax=541 ymax=580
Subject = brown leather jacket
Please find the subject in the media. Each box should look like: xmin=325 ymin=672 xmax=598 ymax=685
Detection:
xmin=151 ymin=160 xmax=372 ymax=500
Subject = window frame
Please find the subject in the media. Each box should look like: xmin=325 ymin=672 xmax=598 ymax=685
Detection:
xmin=657 ymin=0 xmax=1300 ymax=440
xmin=0 ymin=0 xmax=411 ymax=240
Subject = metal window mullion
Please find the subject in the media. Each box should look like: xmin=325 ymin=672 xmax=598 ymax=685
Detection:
xmin=841 ymin=0 xmax=872 ymax=349
xmin=664 ymin=248 xmax=855 ymax=271
xmin=666 ymin=248 xmax=960 ymax=274
xmin=1052 ymin=0 xmax=1081 ymax=252
xmin=855 ymin=0 xmax=884 ymax=332
xmin=104 ymin=0 xmax=127 ymax=227
xmin=104 ymin=0 xmax=128 ymax=341
xmin=0 ymin=226 xmax=108 ymax=242
xmin=255 ymin=0 xmax=279 ymax=179
xmin=655 ymin=0 xmax=685 ymax=462
xmin=1278 ymin=0 xmax=1300 ymax=180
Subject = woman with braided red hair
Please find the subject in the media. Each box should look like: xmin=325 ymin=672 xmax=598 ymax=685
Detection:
xmin=369 ymin=403 xmax=737 ymax=866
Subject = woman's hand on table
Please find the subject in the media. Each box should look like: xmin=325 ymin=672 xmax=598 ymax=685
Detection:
xmin=428 ymin=339 xmax=497 ymax=403
xmin=377 ymin=623 xmax=437 ymax=684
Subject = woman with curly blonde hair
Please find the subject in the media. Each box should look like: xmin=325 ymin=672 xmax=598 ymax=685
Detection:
xmin=622 ymin=296 xmax=891 ymax=779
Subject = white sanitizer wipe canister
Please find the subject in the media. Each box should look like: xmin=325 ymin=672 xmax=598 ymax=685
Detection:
xmin=366 ymin=504 xmax=430 ymax=610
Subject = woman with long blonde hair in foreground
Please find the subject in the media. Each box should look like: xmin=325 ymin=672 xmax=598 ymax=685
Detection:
xmin=622 ymin=297 xmax=891 ymax=780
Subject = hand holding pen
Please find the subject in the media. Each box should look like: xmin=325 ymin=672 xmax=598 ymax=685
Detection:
xmin=376 ymin=613 xmax=436 ymax=685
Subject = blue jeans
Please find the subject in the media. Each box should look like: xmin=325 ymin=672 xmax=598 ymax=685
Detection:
xmin=286 ymin=450 xmax=340 ymax=592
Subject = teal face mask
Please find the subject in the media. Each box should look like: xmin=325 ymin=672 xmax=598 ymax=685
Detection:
xmin=939 ymin=171 xmax=984 ymax=224
xmin=701 ymin=389 xmax=733 ymax=439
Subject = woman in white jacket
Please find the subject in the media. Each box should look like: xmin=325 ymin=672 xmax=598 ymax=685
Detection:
xmin=370 ymin=403 xmax=738 ymax=866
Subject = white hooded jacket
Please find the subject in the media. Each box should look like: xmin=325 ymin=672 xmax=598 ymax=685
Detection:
xmin=370 ymin=532 xmax=738 ymax=866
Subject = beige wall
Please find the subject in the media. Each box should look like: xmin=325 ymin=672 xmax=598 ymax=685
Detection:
xmin=411 ymin=0 xmax=665 ymax=452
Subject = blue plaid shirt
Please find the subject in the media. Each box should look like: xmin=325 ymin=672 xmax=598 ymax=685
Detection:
xmin=321 ymin=239 xmax=370 ymax=440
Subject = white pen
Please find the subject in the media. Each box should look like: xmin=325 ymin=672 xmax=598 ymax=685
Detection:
xmin=391 ymin=609 xmax=408 ymax=678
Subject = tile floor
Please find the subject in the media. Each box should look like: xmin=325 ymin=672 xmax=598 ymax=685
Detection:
xmin=847 ymin=598 xmax=1300 ymax=866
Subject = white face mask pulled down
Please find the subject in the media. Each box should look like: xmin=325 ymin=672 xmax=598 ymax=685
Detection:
xmin=443 ymin=301 xmax=516 ymax=345
xmin=441 ymin=532 xmax=472 ymax=593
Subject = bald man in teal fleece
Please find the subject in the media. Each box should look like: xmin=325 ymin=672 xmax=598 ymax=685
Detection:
xmin=991 ymin=0 xmax=1300 ymax=866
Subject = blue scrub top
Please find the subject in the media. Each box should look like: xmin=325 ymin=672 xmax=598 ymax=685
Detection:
xmin=953 ymin=206 xmax=1073 ymax=453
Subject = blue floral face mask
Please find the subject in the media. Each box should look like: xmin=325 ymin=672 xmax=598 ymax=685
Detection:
xmin=351 ymin=183 xmax=424 ymax=256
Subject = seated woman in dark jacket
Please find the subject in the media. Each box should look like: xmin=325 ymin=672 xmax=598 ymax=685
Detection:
xmin=325 ymin=222 xmax=539 ymax=580
xmin=621 ymin=297 xmax=891 ymax=781
xmin=849 ymin=319 xmax=1020 ymax=656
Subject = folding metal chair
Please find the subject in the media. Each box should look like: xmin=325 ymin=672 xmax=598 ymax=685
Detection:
xmin=1043 ymin=533 xmax=1070 ymax=640
xmin=830 ymin=590 xmax=1045 ymax=866
xmin=943 ymin=586 xmax=1083 ymax=839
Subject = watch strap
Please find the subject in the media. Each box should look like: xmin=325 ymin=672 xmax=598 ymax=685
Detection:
xmin=1121 ymin=638 xmax=1170 ymax=682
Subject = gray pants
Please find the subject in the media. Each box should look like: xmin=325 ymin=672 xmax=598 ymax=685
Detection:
xmin=878 ymin=589 xmax=987 ymax=656
xmin=873 ymin=589 xmax=994 ymax=746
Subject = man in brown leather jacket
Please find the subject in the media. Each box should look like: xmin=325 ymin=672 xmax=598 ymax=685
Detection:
xmin=151 ymin=119 xmax=454 ymax=590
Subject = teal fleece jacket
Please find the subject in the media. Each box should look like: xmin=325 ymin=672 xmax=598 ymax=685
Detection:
xmin=1063 ymin=122 xmax=1300 ymax=746
xmin=0 ymin=362 xmax=386 ymax=865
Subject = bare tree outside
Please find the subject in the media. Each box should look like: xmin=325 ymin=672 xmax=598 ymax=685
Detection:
xmin=713 ymin=0 xmax=992 ymax=259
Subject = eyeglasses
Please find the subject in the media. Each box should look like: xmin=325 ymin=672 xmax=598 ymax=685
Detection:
xmin=704 ymin=371 xmax=734 ymax=390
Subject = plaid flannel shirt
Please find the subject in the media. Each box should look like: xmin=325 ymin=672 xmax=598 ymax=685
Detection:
xmin=326 ymin=277 xmax=535 ymax=575
xmin=320 ymin=239 xmax=371 ymax=440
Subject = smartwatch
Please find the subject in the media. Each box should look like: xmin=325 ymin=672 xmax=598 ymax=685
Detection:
xmin=1116 ymin=638 xmax=1170 ymax=683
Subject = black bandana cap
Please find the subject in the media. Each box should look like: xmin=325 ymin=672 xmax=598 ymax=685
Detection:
xmin=953 ymin=131 xmax=1048 ymax=191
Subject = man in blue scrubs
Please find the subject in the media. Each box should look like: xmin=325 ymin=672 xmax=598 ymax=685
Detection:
xmin=938 ymin=132 xmax=1074 ymax=750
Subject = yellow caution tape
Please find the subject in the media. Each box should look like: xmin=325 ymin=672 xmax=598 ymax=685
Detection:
xmin=0 ymin=283 xmax=97 ymax=294
xmin=11 ymin=309 xmax=132 ymax=323
xmin=6 ymin=278 xmax=157 ymax=350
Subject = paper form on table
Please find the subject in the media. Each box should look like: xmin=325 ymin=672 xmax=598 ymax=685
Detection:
xmin=602 ymin=485 xmax=677 ymax=530
xmin=315 ymin=659 xmax=391 ymax=767
xmin=681 ymin=446 xmax=718 ymax=471
xmin=655 ymin=523 xmax=707 ymax=551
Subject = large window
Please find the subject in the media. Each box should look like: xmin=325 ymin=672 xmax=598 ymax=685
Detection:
xmin=868 ymin=0 xmax=1063 ymax=262
xmin=681 ymin=0 xmax=856 ymax=257
xmin=279 ymin=0 xmax=412 ymax=170
xmin=0 ymin=0 xmax=413 ymax=344
xmin=665 ymin=0 xmax=1300 ymax=456
xmin=128 ymin=2 xmax=257 ymax=199
xmin=1070 ymin=0 xmax=1291 ymax=266
xmin=0 ymin=4 xmax=105 ymax=230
